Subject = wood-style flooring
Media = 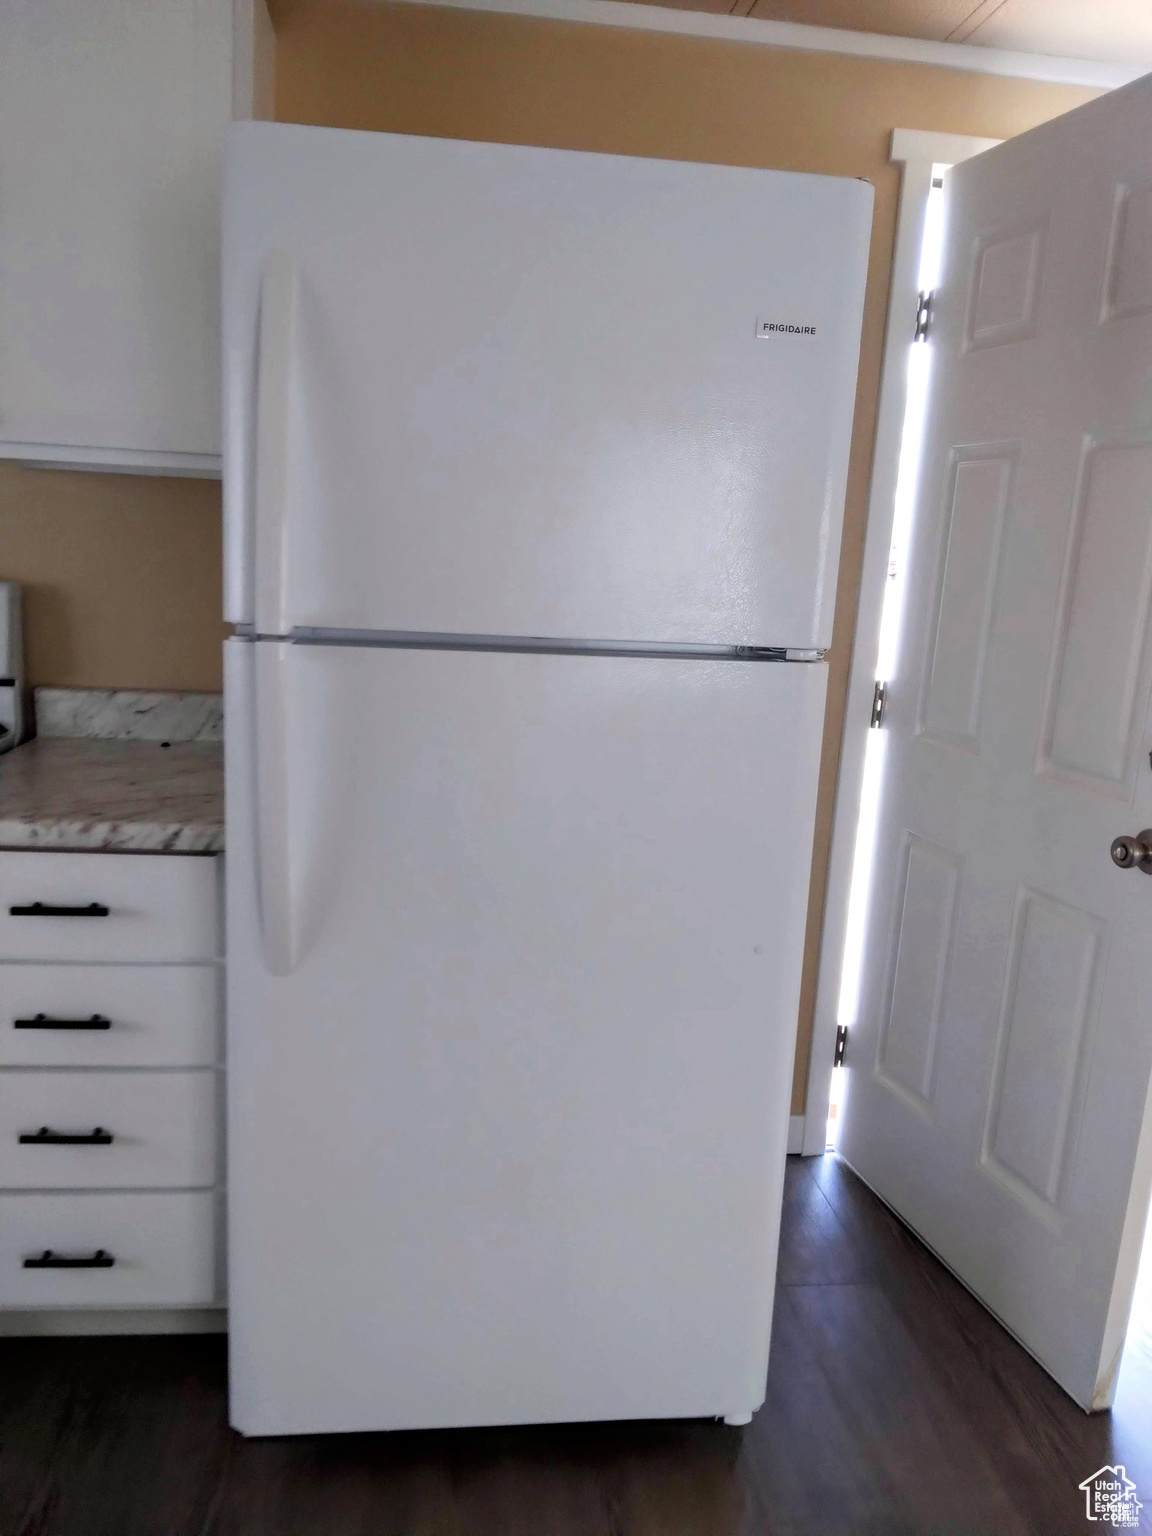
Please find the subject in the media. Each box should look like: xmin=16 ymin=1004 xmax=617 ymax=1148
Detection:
xmin=2 ymin=1154 xmax=1150 ymax=1536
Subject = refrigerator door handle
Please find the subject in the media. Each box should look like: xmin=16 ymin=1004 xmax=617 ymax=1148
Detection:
xmin=253 ymin=642 xmax=297 ymax=976
xmin=254 ymin=251 xmax=299 ymax=638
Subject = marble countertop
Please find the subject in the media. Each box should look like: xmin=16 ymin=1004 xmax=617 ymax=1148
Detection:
xmin=0 ymin=738 xmax=224 ymax=854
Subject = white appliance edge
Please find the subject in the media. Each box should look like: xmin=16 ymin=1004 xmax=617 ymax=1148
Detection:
xmin=222 ymin=122 xmax=871 ymax=650
xmin=222 ymin=122 xmax=870 ymax=1435
xmin=225 ymin=639 xmax=826 ymax=1434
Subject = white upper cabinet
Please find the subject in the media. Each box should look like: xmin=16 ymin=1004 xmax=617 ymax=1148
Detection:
xmin=0 ymin=0 xmax=272 ymax=477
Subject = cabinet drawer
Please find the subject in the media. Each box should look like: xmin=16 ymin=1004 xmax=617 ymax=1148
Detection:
xmin=0 ymin=964 xmax=219 ymax=1068
xmin=0 ymin=1191 xmax=219 ymax=1308
xmin=0 ymin=1071 xmax=217 ymax=1190
xmin=0 ymin=852 xmax=218 ymax=961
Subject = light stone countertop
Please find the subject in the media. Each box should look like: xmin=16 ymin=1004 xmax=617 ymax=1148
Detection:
xmin=0 ymin=738 xmax=224 ymax=854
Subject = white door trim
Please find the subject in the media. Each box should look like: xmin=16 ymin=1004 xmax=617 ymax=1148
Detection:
xmin=801 ymin=128 xmax=1001 ymax=1157
xmin=385 ymin=0 xmax=1141 ymax=89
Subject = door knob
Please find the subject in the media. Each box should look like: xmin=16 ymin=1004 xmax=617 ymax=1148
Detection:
xmin=1110 ymin=830 xmax=1152 ymax=872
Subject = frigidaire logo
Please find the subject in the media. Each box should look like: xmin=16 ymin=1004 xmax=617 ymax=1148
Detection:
xmin=757 ymin=319 xmax=817 ymax=337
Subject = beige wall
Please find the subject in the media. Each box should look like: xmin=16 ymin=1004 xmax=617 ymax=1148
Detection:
xmin=0 ymin=465 xmax=226 ymax=690
xmin=0 ymin=0 xmax=1096 ymax=1111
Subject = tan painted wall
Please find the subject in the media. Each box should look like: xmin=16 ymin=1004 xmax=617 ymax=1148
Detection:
xmin=0 ymin=465 xmax=226 ymax=690
xmin=0 ymin=0 xmax=1096 ymax=1112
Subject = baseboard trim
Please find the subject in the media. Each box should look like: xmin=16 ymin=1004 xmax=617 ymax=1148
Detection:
xmin=1 ymin=1308 xmax=227 ymax=1337
xmin=787 ymin=1115 xmax=805 ymax=1155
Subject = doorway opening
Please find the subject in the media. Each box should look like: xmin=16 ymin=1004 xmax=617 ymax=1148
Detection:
xmin=826 ymin=166 xmax=949 ymax=1152
xmin=1118 ymin=1203 xmax=1152 ymax=1399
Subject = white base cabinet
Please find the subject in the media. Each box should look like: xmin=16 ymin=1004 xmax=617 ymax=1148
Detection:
xmin=0 ymin=850 xmax=220 ymax=962
xmin=0 ymin=852 xmax=225 ymax=1328
xmin=0 ymin=1192 xmax=220 ymax=1310
xmin=0 ymin=964 xmax=220 ymax=1069
xmin=0 ymin=1071 xmax=218 ymax=1191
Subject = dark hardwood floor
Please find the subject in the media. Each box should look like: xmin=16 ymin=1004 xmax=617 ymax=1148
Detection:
xmin=3 ymin=1155 xmax=1150 ymax=1536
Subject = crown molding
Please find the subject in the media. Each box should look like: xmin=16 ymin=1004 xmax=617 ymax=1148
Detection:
xmin=385 ymin=0 xmax=1145 ymax=89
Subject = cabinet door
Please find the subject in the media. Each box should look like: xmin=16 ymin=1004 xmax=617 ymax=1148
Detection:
xmin=0 ymin=1191 xmax=219 ymax=1308
xmin=0 ymin=0 xmax=268 ymax=475
xmin=0 ymin=1070 xmax=218 ymax=1190
xmin=0 ymin=852 xmax=220 ymax=963
xmin=0 ymin=963 xmax=220 ymax=1068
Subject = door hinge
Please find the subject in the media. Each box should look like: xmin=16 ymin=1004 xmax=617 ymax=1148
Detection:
xmin=914 ymin=290 xmax=934 ymax=342
xmin=870 ymin=680 xmax=887 ymax=729
xmin=834 ymin=1025 xmax=848 ymax=1068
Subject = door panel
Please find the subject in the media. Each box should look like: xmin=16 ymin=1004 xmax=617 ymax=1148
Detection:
xmin=1103 ymin=182 xmax=1152 ymax=319
xmin=918 ymin=445 xmax=1016 ymax=751
xmin=981 ymin=887 xmax=1104 ymax=1216
xmin=964 ymin=221 xmax=1045 ymax=350
xmin=839 ymin=74 xmax=1152 ymax=1409
xmin=222 ymin=124 xmax=871 ymax=648
xmin=225 ymin=639 xmax=825 ymax=1434
xmin=875 ymin=833 xmax=963 ymax=1110
xmin=1039 ymin=438 xmax=1152 ymax=793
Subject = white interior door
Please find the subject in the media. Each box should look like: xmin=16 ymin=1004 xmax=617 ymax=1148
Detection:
xmin=838 ymin=73 xmax=1152 ymax=1410
xmin=225 ymin=639 xmax=825 ymax=1434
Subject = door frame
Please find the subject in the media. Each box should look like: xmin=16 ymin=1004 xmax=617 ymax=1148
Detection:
xmin=802 ymin=128 xmax=1001 ymax=1156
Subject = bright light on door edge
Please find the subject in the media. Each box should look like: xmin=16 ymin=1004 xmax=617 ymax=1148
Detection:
xmin=828 ymin=167 xmax=949 ymax=1151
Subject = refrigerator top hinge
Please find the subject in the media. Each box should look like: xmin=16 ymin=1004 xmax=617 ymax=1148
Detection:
xmin=870 ymin=680 xmax=887 ymax=729
xmin=914 ymin=290 xmax=934 ymax=342
xmin=834 ymin=1025 xmax=848 ymax=1068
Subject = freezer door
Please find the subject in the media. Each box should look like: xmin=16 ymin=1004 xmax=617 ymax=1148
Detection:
xmin=223 ymin=124 xmax=871 ymax=648
xmin=225 ymin=639 xmax=826 ymax=1434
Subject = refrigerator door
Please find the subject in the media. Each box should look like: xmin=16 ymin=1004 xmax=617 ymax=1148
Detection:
xmin=225 ymin=638 xmax=826 ymax=1435
xmin=223 ymin=124 xmax=871 ymax=648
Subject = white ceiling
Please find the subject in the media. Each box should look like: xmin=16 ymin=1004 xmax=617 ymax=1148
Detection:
xmin=628 ymin=0 xmax=1152 ymax=66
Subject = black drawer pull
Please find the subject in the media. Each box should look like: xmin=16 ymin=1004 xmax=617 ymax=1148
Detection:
xmin=23 ymin=1248 xmax=115 ymax=1270
xmin=14 ymin=1014 xmax=112 ymax=1031
xmin=18 ymin=1126 xmax=114 ymax=1146
xmin=9 ymin=902 xmax=110 ymax=918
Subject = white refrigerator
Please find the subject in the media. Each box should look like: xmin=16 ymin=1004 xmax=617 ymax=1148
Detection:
xmin=222 ymin=121 xmax=871 ymax=1436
